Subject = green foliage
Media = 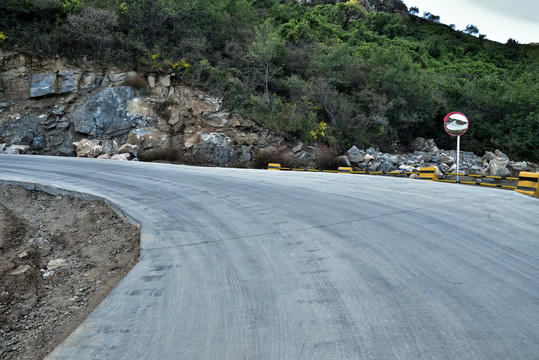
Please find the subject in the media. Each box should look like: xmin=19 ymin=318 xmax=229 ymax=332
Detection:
xmin=62 ymin=0 xmax=80 ymax=13
xmin=1 ymin=0 xmax=538 ymax=161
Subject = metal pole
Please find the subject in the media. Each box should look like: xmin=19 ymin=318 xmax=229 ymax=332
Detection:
xmin=456 ymin=135 xmax=460 ymax=182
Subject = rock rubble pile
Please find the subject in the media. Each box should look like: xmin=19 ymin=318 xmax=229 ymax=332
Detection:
xmin=335 ymin=138 xmax=537 ymax=178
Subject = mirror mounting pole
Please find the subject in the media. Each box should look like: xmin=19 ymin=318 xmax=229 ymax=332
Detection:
xmin=456 ymin=135 xmax=461 ymax=182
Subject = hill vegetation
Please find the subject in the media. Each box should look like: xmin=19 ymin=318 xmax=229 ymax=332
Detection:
xmin=1 ymin=0 xmax=538 ymax=161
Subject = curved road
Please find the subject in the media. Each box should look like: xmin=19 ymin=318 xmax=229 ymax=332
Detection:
xmin=1 ymin=155 xmax=538 ymax=359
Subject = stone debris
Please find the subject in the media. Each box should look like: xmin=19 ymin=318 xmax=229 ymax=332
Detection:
xmin=72 ymin=139 xmax=103 ymax=158
xmin=47 ymin=258 xmax=67 ymax=270
xmin=332 ymin=138 xmax=537 ymax=179
xmin=10 ymin=265 xmax=33 ymax=275
xmin=111 ymin=153 xmax=131 ymax=161
xmin=118 ymin=143 xmax=139 ymax=158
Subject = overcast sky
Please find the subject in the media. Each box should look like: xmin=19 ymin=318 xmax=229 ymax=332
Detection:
xmin=401 ymin=0 xmax=539 ymax=44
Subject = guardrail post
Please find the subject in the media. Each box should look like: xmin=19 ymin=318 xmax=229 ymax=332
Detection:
xmin=419 ymin=167 xmax=438 ymax=181
xmin=516 ymin=172 xmax=539 ymax=198
xmin=338 ymin=167 xmax=353 ymax=173
xmin=268 ymin=163 xmax=281 ymax=170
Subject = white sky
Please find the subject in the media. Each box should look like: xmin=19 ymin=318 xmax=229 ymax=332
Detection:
xmin=401 ymin=0 xmax=539 ymax=44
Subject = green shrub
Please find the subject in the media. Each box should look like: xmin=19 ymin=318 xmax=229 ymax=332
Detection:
xmin=313 ymin=144 xmax=338 ymax=170
xmin=251 ymin=147 xmax=294 ymax=169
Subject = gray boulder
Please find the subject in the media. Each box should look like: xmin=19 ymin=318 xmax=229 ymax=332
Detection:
xmin=118 ymin=143 xmax=139 ymax=158
xmin=30 ymin=72 xmax=56 ymax=98
xmin=127 ymin=128 xmax=170 ymax=151
xmin=483 ymin=151 xmax=496 ymax=161
xmin=57 ymin=70 xmax=81 ymax=94
xmin=378 ymin=161 xmax=396 ymax=172
xmin=73 ymin=139 xmax=103 ymax=158
xmin=411 ymin=137 xmax=438 ymax=152
xmin=510 ymin=161 xmax=527 ymax=172
xmin=72 ymin=87 xmax=149 ymax=138
xmin=388 ymin=155 xmax=400 ymax=165
xmin=336 ymin=155 xmax=352 ymax=167
xmin=192 ymin=133 xmax=251 ymax=166
xmin=347 ymin=146 xmax=364 ymax=163
xmin=3 ymin=145 xmax=30 ymax=154
xmin=193 ymin=133 xmax=235 ymax=166
xmin=111 ymin=153 xmax=131 ymax=161
xmin=487 ymin=158 xmax=511 ymax=177
xmin=0 ymin=114 xmax=40 ymax=146
xmin=441 ymin=154 xmax=455 ymax=164
xmin=494 ymin=149 xmax=509 ymax=161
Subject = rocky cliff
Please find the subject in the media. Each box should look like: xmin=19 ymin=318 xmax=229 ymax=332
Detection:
xmin=0 ymin=50 xmax=287 ymax=165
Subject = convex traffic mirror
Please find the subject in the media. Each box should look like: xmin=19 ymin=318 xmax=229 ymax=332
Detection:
xmin=443 ymin=112 xmax=469 ymax=137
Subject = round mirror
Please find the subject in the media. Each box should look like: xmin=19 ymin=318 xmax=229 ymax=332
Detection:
xmin=444 ymin=112 xmax=469 ymax=137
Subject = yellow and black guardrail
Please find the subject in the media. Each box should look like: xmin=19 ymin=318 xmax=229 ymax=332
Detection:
xmin=419 ymin=167 xmax=438 ymax=181
xmin=267 ymin=163 xmax=538 ymax=198
xmin=437 ymin=172 xmax=519 ymax=190
xmin=515 ymin=172 xmax=539 ymax=198
xmin=266 ymin=163 xmax=418 ymax=176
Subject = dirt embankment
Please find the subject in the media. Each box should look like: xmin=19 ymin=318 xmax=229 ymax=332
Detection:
xmin=0 ymin=185 xmax=140 ymax=360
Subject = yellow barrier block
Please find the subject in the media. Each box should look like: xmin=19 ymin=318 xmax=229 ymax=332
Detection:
xmin=268 ymin=163 xmax=281 ymax=170
xmin=419 ymin=167 xmax=438 ymax=181
xmin=516 ymin=172 xmax=539 ymax=198
xmin=338 ymin=167 xmax=353 ymax=173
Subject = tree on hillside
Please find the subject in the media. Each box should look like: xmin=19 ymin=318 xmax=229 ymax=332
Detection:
xmin=464 ymin=24 xmax=479 ymax=35
xmin=409 ymin=6 xmax=418 ymax=15
xmin=423 ymin=12 xmax=440 ymax=23
xmin=68 ymin=7 xmax=118 ymax=60
xmin=122 ymin=0 xmax=192 ymax=45
xmin=245 ymin=21 xmax=285 ymax=105
xmin=335 ymin=1 xmax=365 ymax=29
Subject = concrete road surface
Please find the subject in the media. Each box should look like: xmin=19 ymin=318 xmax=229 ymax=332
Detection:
xmin=1 ymin=155 xmax=538 ymax=360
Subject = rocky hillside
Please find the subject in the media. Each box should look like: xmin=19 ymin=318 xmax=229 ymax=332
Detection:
xmin=1 ymin=50 xmax=537 ymax=179
xmin=0 ymin=50 xmax=290 ymax=165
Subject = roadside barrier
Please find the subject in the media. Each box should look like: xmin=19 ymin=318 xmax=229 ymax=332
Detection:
xmin=419 ymin=167 xmax=438 ymax=181
xmin=267 ymin=163 xmax=538 ymax=198
xmin=267 ymin=163 xmax=418 ymax=177
xmin=439 ymin=172 xmax=519 ymax=190
xmin=515 ymin=172 xmax=539 ymax=198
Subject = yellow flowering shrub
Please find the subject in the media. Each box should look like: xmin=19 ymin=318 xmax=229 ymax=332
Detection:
xmin=310 ymin=121 xmax=328 ymax=140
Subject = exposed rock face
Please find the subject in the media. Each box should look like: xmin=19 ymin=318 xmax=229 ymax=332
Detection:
xmin=1 ymin=50 xmax=537 ymax=175
xmin=126 ymin=128 xmax=170 ymax=154
xmin=30 ymin=73 xmax=57 ymax=98
xmin=192 ymin=133 xmax=252 ymax=166
xmin=71 ymin=86 xmax=149 ymax=138
xmin=0 ymin=50 xmax=281 ymax=165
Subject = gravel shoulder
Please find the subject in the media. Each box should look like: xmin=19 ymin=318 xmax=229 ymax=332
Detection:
xmin=0 ymin=184 xmax=140 ymax=360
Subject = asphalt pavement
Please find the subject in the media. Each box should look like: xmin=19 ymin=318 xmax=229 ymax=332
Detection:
xmin=1 ymin=155 xmax=538 ymax=360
